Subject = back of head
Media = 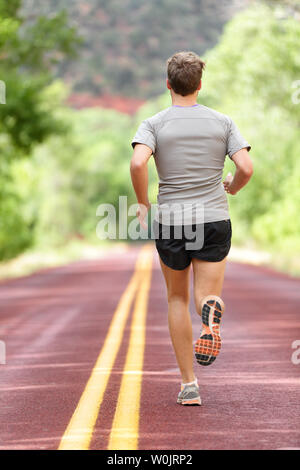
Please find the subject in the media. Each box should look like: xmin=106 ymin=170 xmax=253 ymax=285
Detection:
xmin=167 ymin=51 xmax=205 ymax=96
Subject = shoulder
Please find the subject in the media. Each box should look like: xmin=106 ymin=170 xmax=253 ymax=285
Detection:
xmin=144 ymin=107 xmax=173 ymax=129
xmin=197 ymin=104 xmax=232 ymax=128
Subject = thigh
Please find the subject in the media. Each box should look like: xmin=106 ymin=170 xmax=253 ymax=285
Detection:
xmin=154 ymin=222 xmax=191 ymax=271
xmin=192 ymin=257 xmax=227 ymax=304
xmin=159 ymin=258 xmax=191 ymax=303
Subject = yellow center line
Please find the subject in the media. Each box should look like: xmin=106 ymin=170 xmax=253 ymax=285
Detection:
xmin=108 ymin=245 xmax=153 ymax=450
xmin=58 ymin=245 xmax=152 ymax=450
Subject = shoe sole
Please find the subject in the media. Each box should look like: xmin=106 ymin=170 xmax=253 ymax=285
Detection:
xmin=177 ymin=397 xmax=202 ymax=406
xmin=195 ymin=299 xmax=223 ymax=366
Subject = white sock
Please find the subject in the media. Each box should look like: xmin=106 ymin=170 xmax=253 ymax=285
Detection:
xmin=181 ymin=378 xmax=198 ymax=389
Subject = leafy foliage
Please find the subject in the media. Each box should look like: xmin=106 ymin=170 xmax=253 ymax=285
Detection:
xmin=0 ymin=0 xmax=80 ymax=259
xmin=31 ymin=105 xmax=134 ymax=244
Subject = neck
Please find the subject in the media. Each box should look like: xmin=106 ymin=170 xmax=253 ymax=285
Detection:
xmin=171 ymin=93 xmax=199 ymax=107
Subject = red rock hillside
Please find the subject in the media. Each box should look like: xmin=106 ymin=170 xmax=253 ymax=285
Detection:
xmin=67 ymin=93 xmax=145 ymax=115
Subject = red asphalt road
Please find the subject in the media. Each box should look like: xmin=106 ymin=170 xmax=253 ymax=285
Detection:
xmin=0 ymin=244 xmax=299 ymax=450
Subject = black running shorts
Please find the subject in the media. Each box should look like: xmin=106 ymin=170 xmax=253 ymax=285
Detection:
xmin=153 ymin=219 xmax=232 ymax=271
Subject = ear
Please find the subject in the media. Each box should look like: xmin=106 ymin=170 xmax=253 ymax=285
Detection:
xmin=166 ymin=78 xmax=172 ymax=90
xmin=197 ymin=80 xmax=202 ymax=91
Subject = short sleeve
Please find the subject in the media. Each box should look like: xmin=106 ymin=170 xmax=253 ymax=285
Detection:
xmin=131 ymin=119 xmax=156 ymax=154
xmin=226 ymin=118 xmax=251 ymax=159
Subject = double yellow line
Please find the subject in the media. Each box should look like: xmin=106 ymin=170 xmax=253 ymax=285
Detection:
xmin=58 ymin=245 xmax=153 ymax=450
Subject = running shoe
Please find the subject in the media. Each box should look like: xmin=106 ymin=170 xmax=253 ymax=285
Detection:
xmin=195 ymin=298 xmax=224 ymax=366
xmin=177 ymin=383 xmax=202 ymax=406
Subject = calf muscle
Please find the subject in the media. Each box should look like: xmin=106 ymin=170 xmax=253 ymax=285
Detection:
xmin=192 ymin=257 xmax=227 ymax=315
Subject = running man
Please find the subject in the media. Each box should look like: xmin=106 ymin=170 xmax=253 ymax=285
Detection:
xmin=130 ymin=51 xmax=253 ymax=405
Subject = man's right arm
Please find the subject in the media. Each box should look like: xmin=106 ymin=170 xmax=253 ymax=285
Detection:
xmin=223 ymin=148 xmax=253 ymax=195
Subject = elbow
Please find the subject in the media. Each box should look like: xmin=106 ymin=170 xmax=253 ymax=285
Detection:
xmin=239 ymin=162 xmax=253 ymax=179
xmin=244 ymin=166 xmax=253 ymax=179
xmin=130 ymin=160 xmax=146 ymax=173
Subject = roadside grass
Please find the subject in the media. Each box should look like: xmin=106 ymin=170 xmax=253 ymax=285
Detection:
xmin=0 ymin=238 xmax=128 ymax=281
xmin=229 ymin=241 xmax=300 ymax=277
xmin=0 ymin=239 xmax=299 ymax=281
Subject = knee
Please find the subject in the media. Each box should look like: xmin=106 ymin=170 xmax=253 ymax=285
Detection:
xmin=200 ymin=294 xmax=225 ymax=312
xmin=167 ymin=291 xmax=189 ymax=306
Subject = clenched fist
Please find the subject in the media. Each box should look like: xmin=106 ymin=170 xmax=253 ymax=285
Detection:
xmin=223 ymin=172 xmax=237 ymax=195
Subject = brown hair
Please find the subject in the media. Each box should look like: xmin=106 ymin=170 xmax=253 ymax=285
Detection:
xmin=166 ymin=51 xmax=205 ymax=96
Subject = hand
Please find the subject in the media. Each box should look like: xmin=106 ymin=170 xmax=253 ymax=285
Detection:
xmin=136 ymin=203 xmax=150 ymax=230
xmin=223 ymin=172 xmax=237 ymax=195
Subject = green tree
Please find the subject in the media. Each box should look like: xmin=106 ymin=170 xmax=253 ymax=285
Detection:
xmin=0 ymin=0 xmax=81 ymax=260
xmin=30 ymin=106 xmax=134 ymax=245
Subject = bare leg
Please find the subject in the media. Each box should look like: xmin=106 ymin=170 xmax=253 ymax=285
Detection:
xmin=192 ymin=257 xmax=227 ymax=318
xmin=159 ymin=258 xmax=195 ymax=384
xmin=192 ymin=257 xmax=227 ymax=365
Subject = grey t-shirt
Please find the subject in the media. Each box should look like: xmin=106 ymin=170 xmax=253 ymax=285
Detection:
xmin=131 ymin=104 xmax=251 ymax=224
